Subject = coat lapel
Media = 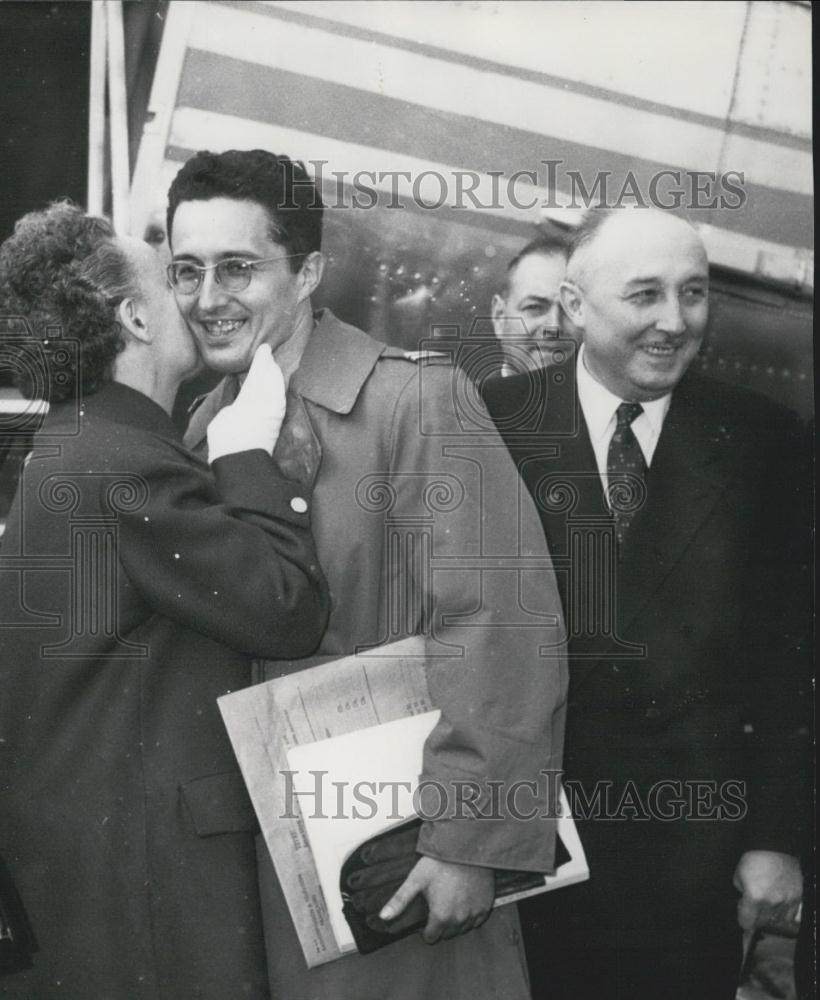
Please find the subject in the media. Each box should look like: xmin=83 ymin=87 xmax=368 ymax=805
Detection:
xmin=512 ymin=383 xmax=611 ymax=689
xmin=615 ymin=375 xmax=736 ymax=631
xmin=499 ymin=363 xmax=609 ymax=533
xmin=183 ymin=376 xmax=239 ymax=452
xmin=273 ymin=391 xmax=323 ymax=490
xmin=551 ymin=401 xmax=615 ymax=688
xmin=290 ymin=309 xmax=386 ymax=414
xmin=527 ymin=377 xmax=610 ymax=549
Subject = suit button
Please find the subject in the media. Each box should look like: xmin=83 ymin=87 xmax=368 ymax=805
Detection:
xmin=290 ymin=497 xmax=308 ymax=514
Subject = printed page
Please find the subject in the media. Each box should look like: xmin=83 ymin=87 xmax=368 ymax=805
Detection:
xmin=218 ymin=636 xmax=429 ymax=967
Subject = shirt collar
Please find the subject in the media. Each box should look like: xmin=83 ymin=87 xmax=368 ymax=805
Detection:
xmin=576 ymin=344 xmax=671 ymax=443
xmin=640 ymin=390 xmax=672 ymax=435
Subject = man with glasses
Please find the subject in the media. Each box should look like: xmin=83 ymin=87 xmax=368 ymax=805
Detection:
xmin=166 ymin=149 xmax=568 ymax=1000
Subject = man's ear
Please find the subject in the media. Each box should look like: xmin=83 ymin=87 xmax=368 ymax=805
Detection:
xmin=559 ymin=280 xmax=585 ymax=328
xmin=490 ymin=293 xmax=506 ymax=336
xmin=116 ymin=297 xmax=153 ymax=344
xmin=296 ymin=251 xmax=325 ymax=304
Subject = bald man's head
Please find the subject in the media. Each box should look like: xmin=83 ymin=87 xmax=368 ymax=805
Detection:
xmin=560 ymin=208 xmax=709 ymax=401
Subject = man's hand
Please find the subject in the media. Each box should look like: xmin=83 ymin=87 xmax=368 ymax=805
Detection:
xmin=733 ymin=850 xmax=803 ymax=935
xmin=206 ymin=345 xmax=286 ymax=462
xmin=379 ymin=857 xmax=494 ymax=945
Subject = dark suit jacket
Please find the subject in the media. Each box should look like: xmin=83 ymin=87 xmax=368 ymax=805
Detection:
xmin=482 ymin=363 xmax=811 ymax=951
xmin=0 ymin=382 xmax=328 ymax=998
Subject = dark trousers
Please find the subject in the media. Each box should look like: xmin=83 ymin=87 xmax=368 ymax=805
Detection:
xmin=521 ymin=911 xmax=741 ymax=1000
xmin=523 ymin=945 xmax=741 ymax=1000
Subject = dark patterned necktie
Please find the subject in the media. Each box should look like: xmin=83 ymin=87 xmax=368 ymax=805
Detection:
xmin=607 ymin=402 xmax=646 ymax=552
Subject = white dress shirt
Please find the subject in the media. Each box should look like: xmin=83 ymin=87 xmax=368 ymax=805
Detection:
xmin=576 ymin=344 xmax=672 ymax=500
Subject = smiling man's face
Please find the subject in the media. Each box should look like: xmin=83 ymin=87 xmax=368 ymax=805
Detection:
xmin=491 ymin=250 xmax=569 ymax=371
xmin=566 ymin=211 xmax=709 ymax=402
xmin=169 ymin=197 xmax=304 ymax=374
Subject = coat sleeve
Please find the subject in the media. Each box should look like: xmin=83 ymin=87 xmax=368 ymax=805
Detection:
xmin=386 ymin=364 xmax=568 ymax=872
xmin=112 ymin=439 xmax=329 ymax=660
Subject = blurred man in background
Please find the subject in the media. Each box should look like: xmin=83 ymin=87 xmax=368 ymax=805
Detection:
xmin=490 ymin=234 xmax=576 ymax=376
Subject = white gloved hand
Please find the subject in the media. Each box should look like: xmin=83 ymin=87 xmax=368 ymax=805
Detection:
xmin=206 ymin=344 xmax=287 ymax=462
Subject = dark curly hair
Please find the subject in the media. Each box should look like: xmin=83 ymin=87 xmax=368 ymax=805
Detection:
xmin=0 ymin=200 xmax=135 ymax=402
xmin=166 ymin=150 xmax=323 ymax=272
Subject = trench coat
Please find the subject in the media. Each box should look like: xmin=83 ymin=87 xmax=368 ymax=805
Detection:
xmin=186 ymin=309 xmax=569 ymax=1000
xmin=0 ymin=381 xmax=328 ymax=999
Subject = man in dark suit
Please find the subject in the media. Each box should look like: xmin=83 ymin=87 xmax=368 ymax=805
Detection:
xmin=482 ymin=207 xmax=810 ymax=999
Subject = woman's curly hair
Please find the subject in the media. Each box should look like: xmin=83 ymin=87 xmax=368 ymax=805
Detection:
xmin=0 ymin=200 xmax=136 ymax=402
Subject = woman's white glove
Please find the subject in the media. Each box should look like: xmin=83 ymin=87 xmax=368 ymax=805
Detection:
xmin=206 ymin=344 xmax=287 ymax=462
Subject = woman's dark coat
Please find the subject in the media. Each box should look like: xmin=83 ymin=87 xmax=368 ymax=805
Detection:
xmin=0 ymin=382 xmax=328 ymax=999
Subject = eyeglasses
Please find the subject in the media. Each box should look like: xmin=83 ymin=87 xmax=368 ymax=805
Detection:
xmin=166 ymin=253 xmax=304 ymax=294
